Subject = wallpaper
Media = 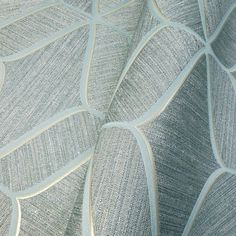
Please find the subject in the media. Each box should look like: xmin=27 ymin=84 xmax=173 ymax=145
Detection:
xmin=0 ymin=0 xmax=235 ymax=235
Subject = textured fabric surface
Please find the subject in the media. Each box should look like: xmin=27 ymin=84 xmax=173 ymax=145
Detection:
xmin=154 ymin=0 xmax=204 ymax=37
xmin=108 ymin=26 xmax=203 ymax=121
xmin=0 ymin=0 xmax=236 ymax=235
xmin=141 ymin=56 xmax=219 ymax=235
xmin=91 ymin=127 xmax=151 ymax=236
xmin=189 ymin=173 xmax=236 ymax=235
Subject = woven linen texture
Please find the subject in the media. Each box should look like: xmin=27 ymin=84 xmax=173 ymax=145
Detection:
xmin=0 ymin=0 xmax=235 ymax=235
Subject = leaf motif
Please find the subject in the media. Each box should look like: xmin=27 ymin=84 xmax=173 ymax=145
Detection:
xmin=140 ymin=56 xmax=219 ymax=235
xmin=98 ymin=0 xmax=130 ymax=13
xmin=209 ymin=55 xmax=236 ymax=168
xmin=203 ymin=0 xmax=236 ymax=37
xmin=211 ymin=7 xmax=236 ymax=68
xmin=1 ymin=0 xmax=236 ymax=235
xmin=189 ymin=173 xmax=236 ymax=235
xmin=18 ymin=162 xmax=88 ymax=236
xmin=154 ymin=0 xmax=205 ymax=37
xmin=91 ymin=126 xmax=153 ymax=236
xmin=0 ymin=27 xmax=89 ymax=147
xmin=86 ymin=24 xmax=129 ymax=111
xmin=0 ymin=3 xmax=87 ymax=58
xmin=103 ymin=0 xmax=145 ymax=36
xmin=108 ymin=26 xmax=204 ymax=122
xmin=128 ymin=1 xmax=160 ymax=56
xmin=0 ymin=110 xmax=101 ymax=192
xmin=63 ymin=0 xmax=92 ymax=12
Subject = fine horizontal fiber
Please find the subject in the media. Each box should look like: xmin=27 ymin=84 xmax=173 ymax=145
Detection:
xmin=19 ymin=163 xmax=88 ymax=236
xmin=108 ymin=26 xmax=203 ymax=122
xmin=0 ymin=21 xmax=89 ymax=62
xmin=0 ymin=191 xmax=12 ymax=235
xmin=98 ymin=0 xmax=130 ymax=13
xmin=63 ymin=0 xmax=92 ymax=13
xmin=154 ymin=0 xmax=204 ymax=37
xmin=208 ymin=55 xmax=236 ymax=169
xmin=141 ymin=56 xmax=219 ymax=235
xmin=91 ymin=127 xmax=152 ymax=236
xmin=0 ymin=27 xmax=89 ymax=148
xmin=0 ymin=4 xmax=87 ymax=57
xmin=0 ymin=112 xmax=100 ymax=192
xmin=86 ymin=24 xmax=129 ymax=111
xmin=211 ymin=8 xmax=236 ymax=68
xmin=103 ymin=0 xmax=145 ymax=36
xmin=0 ymin=0 xmax=47 ymax=20
xmin=189 ymin=173 xmax=236 ymax=235
xmin=0 ymin=1 xmax=57 ymax=29
xmin=203 ymin=0 xmax=236 ymax=37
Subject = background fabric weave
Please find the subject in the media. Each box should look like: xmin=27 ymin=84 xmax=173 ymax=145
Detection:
xmin=0 ymin=0 xmax=235 ymax=235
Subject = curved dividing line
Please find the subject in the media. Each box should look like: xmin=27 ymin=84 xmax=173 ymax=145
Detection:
xmin=79 ymin=21 xmax=130 ymax=110
xmin=131 ymin=48 xmax=206 ymax=126
xmin=8 ymin=198 xmax=21 ymax=236
xmin=61 ymin=0 xmax=93 ymax=19
xmin=182 ymin=168 xmax=225 ymax=236
xmin=107 ymin=23 xmax=205 ymax=111
xmin=133 ymin=127 xmax=159 ymax=236
xmin=107 ymin=23 xmax=166 ymax=109
xmin=92 ymin=0 xmax=99 ymax=15
xmin=207 ymin=49 xmax=236 ymax=93
xmin=206 ymin=54 xmax=227 ymax=169
xmin=15 ymin=148 xmax=93 ymax=199
xmin=1 ymin=22 xmax=88 ymax=62
xmin=82 ymin=159 xmax=95 ymax=236
xmin=207 ymin=48 xmax=228 ymax=71
xmin=197 ymin=0 xmax=207 ymax=39
xmin=229 ymin=75 xmax=236 ymax=93
xmin=16 ymin=200 xmax=21 ymax=236
xmin=148 ymin=0 xmax=205 ymax=44
xmin=148 ymin=0 xmax=167 ymax=23
xmin=207 ymin=47 xmax=235 ymax=80
xmin=229 ymin=64 xmax=236 ymax=73
xmin=0 ymin=61 xmax=5 ymax=92
xmin=80 ymin=23 xmax=96 ymax=107
xmin=147 ymin=0 xmax=162 ymax=22
xmin=151 ymin=0 xmax=206 ymax=42
xmin=167 ymin=22 xmax=206 ymax=44
xmin=63 ymin=5 xmax=131 ymax=40
xmin=0 ymin=1 xmax=58 ymax=30
xmin=100 ymin=0 xmax=136 ymax=16
xmin=206 ymin=53 xmax=236 ymax=174
xmin=83 ymin=105 xmax=105 ymax=119
xmin=0 ymin=106 xmax=100 ymax=159
xmin=102 ymin=122 xmax=159 ymax=236
xmin=208 ymin=2 xmax=236 ymax=43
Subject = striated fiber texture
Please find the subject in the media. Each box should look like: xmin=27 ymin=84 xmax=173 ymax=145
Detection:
xmin=0 ymin=0 xmax=235 ymax=235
